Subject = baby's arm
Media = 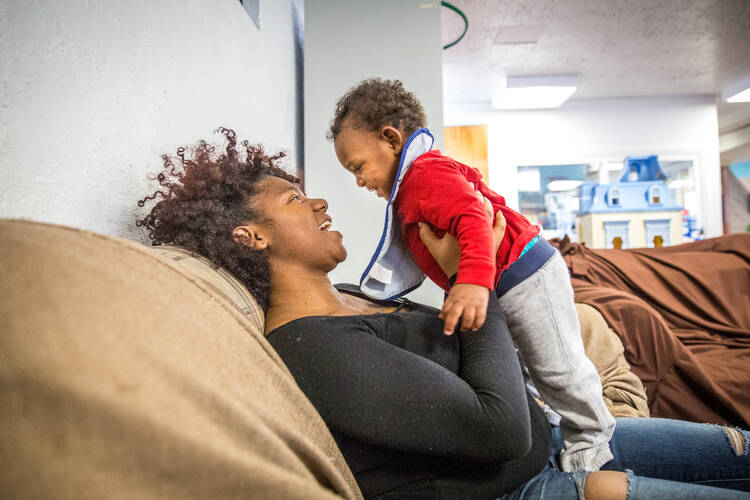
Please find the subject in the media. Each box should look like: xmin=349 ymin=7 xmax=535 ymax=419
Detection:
xmin=412 ymin=165 xmax=500 ymax=334
xmin=441 ymin=283 xmax=490 ymax=335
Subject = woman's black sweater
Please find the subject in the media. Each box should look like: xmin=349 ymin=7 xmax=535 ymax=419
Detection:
xmin=267 ymin=288 xmax=551 ymax=499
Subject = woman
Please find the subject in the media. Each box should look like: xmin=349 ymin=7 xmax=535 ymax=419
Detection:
xmin=138 ymin=129 xmax=750 ymax=499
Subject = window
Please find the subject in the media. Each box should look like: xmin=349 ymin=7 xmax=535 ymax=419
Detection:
xmin=607 ymin=187 xmax=621 ymax=207
xmin=648 ymin=185 xmax=661 ymax=205
xmin=517 ymin=164 xmax=587 ymax=240
xmin=627 ymin=165 xmax=640 ymax=182
xmin=604 ymin=221 xmax=629 ymax=249
xmin=645 ymin=219 xmax=671 ymax=247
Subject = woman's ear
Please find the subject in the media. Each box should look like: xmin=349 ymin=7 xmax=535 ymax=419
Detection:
xmin=381 ymin=126 xmax=404 ymax=155
xmin=232 ymin=225 xmax=268 ymax=251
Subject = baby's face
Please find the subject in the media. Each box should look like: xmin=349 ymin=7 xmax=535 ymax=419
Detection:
xmin=334 ymin=125 xmax=400 ymax=200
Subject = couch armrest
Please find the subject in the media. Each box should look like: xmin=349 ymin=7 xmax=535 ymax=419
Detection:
xmin=0 ymin=219 xmax=361 ymax=500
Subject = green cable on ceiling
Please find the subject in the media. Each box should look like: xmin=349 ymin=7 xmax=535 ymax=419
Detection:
xmin=442 ymin=1 xmax=468 ymax=50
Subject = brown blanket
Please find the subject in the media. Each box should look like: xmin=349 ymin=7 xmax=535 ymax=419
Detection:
xmin=552 ymin=234 xmax=750 ymax=427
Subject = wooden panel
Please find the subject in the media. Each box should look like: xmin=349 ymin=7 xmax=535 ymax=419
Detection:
xmin=443 ymin=125 xmax=489 ymax=182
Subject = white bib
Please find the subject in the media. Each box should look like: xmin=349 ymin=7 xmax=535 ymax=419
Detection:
xmin=360 ymin=129 xmax=434 ymax=300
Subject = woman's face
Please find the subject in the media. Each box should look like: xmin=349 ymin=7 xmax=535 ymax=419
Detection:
xmin=247 ymin=176 xmax=347 ymax=272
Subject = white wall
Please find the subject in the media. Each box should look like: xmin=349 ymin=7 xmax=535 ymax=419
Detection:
xmin=304 ymin=0 xmax=445 ymax=306
xmin=444 ymin=97 xmax=723 ymax=238
xmin=0 ymin=0 xmax=302 ymax=242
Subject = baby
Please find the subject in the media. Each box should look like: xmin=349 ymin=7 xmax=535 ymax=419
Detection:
xmin=329 ymin=78 xmax=615 ymax=473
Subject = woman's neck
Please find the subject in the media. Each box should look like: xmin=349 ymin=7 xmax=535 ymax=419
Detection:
xmin=264 ymin=262 xmax=377 ymax=334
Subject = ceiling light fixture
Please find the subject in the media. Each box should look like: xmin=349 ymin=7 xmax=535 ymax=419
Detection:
xmin=492 ymin=75 xmax=579 ymax=110
xmin=494 ymin=25 xmax=545 ymax=45
xmin=726 ymin=88 xmax=750 ymax=103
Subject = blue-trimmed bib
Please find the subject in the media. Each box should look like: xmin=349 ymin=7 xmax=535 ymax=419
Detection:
xmin=359 ymin=128 xmax=434 ymax=300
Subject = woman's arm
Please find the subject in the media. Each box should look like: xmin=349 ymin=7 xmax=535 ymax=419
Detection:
xmin=419 ymin=205 xmax=506 ymax=279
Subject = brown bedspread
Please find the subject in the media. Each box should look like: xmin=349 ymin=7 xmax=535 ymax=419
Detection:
xmin=551 ymin=234 xmax=750 ymax=427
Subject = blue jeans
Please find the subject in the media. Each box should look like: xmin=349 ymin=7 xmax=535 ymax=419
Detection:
xmin=501 ymin=418 xmax=750 ymax=499
xmin=604 ymin=417 xmax=750 ymax=490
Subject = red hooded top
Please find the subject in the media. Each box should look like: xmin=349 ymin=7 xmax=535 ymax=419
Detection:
xmin=395 ymin=150 xmax=540 ymax=292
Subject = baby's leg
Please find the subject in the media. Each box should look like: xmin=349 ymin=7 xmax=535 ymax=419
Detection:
xmin=498 ymin=250 xmax=615 ymax=472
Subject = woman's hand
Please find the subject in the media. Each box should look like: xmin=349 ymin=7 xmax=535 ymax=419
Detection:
xmin=419 ymin=200 xmax=506 ymax=334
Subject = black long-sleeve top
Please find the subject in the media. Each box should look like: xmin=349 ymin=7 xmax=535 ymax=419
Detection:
xmin=267 ymin=287 xmax=551 ymax=499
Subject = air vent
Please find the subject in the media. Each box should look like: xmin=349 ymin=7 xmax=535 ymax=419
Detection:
xmin=494 ymin=25 xmax=545 ymax=45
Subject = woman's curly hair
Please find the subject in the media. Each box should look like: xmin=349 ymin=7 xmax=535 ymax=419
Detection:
xmin=136 ymin=127 xmax=297 ymax=312
xmin=327 ymin=78 xmax=426 ymax=140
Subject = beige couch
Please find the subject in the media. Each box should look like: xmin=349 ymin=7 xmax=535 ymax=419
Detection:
xmin=0 ymin=219 xmax=648 ymax=499
xmin=0 ymin=220 xmax=362 ymax=500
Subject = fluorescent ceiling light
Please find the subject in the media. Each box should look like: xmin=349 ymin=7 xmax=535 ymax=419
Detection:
xmin=492 ymin=75 xmax=579 ymax=110
xmin=723 ymin=75 xmax=750 ymax=103
xmin=726 ymin=87 xmax=750 ymax=103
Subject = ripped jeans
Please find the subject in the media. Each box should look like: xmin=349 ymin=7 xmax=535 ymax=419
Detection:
xmin=501 ymin=417 xmax=750 ymax=499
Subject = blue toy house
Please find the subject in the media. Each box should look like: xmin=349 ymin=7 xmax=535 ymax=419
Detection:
xmin=577 ymin=156 xmax=683 ymax=249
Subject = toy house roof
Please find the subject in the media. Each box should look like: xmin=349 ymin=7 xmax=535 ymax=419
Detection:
xmin=578 ymin=155 xmax=682 ymax=214
xmin=578 ymin=181 xmax=682 ymax=214
xmin=619 ymin=155 xmax=668 ymax=183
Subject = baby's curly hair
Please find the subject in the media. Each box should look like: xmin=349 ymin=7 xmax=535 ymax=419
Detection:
xmin=327 ymin=78 xmax=426 ymax=140
xmin=136 ymin=128 xmax=297 ymax=312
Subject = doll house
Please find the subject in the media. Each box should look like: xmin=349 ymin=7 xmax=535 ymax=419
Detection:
xmin=577 ymin=156 xmax=683 ymax=249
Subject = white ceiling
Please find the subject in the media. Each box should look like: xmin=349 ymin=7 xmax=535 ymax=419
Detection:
xmin=441 ymin=0 xmax=750 ymax=101
xmin=440 ymin=0 xmax=750 ymax=166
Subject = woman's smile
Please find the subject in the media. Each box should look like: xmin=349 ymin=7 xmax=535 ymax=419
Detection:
xmin=317 ymin=215 xmax=342 ymax=238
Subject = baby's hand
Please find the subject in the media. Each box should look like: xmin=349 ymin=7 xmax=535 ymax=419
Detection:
xmin=440 ymin=283 xmax=490 ymax=335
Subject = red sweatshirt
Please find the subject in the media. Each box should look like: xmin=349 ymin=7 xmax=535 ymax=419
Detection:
xmin=395 ymin=150 xmax=540 ymax=292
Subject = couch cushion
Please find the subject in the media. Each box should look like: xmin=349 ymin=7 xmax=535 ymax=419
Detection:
xmin=576 ymin=303 xmax=650 ymax=418
xmin=147 ymin=245 xmax=264 ymax=333
xmin=0 ymin=219 xmax=361 ymax=500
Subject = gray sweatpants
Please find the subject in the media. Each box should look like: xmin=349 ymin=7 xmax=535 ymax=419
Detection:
xmin=498 ymin=251 xmax=616 ymax=472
